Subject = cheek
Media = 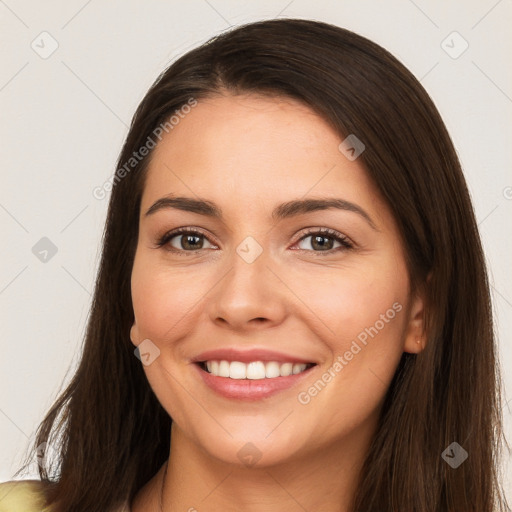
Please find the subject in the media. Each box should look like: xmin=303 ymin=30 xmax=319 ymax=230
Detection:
xmin=290 ymin=256 xmax=408 ymax=348
xmin=130 ymin=255 xmax=209 ymax=423
xmin=131 ymin=256 xmax=209 ymax=341
xmin=292 ymin=257 xmax=409 ymax=422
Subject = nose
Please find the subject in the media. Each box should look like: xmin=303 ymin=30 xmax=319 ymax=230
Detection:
xmin=207 ymin=243 xmax=288 ymax=331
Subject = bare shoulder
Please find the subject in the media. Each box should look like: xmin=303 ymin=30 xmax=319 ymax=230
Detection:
xmin=0 ymin=479 xmax=131 ymax=512
xmin=0 ymin=479 xmax=52 ymax=511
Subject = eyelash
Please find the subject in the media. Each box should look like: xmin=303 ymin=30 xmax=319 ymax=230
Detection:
xmin=155 ymin=227 xmax=354 ymax=256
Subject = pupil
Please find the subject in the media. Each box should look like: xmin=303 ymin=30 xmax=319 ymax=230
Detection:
xmin=184 ymin=234 xmax=202 ymax=249
xmin=313 ymin=235 xmax=333 ymax=251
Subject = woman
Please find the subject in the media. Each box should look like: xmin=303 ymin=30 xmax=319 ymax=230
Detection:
xmin=1 ymin=18 xmax=509 ymax=512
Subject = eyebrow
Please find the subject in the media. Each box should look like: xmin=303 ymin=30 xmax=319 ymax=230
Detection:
xmin=145 ymin=194 xmax=378 ymax=230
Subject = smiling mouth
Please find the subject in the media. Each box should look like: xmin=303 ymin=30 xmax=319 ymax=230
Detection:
xmin=197 ymin=360 xmax=316 ymax=380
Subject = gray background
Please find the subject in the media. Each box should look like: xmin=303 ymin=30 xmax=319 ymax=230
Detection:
xmin=1 ymin=0 xmax=511 ymax=500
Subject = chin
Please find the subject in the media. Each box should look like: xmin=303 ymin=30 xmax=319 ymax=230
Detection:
xmin=191 ymin=426 xmax=309 ymax=469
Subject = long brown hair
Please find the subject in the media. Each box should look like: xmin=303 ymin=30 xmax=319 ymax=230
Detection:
xmin=14 ymin=18 xmax=509 ymax=511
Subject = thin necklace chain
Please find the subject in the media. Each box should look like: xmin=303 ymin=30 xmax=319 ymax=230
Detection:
xmin=159 ymin=460 xmax=169 ymax=512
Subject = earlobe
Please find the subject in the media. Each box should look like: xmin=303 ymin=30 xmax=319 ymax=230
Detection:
xmin=403 ymin=272 xmax=432 ymax=354
xmin=130 ymin=322 xmax=139 ymax=347
xmin=403 ymin=286 xmax=428 ymax=354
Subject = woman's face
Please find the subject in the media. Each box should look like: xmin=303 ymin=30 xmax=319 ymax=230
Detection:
xmin=130 ymin=93 xmax=425 ymax=467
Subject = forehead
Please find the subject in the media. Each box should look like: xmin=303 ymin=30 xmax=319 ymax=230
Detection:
xmin=141 ymin=93 xmax=389 ymax=227
xmin=150 ymin=93 xmax=340 ymax=167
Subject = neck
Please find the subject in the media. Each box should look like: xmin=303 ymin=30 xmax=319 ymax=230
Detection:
xmin=154 ymin=421 xmax=375 ymax=512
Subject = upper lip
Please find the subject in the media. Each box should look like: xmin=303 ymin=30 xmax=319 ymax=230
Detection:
xmin=191 ymin=348 xmax=317 ymax=365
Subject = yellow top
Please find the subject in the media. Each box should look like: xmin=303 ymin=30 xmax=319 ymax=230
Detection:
xmin=0 ymin=480 xmax=130 ymax=511
xmin=0 ymin=480 xmax=52 ymax=512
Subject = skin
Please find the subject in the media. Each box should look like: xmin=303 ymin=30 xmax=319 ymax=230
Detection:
xmin=129 ymin=93 xmax=426 ymax=512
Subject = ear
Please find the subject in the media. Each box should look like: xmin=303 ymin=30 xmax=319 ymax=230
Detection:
xmin=130 ymin=321 xmax=140 ymax=348
xmin=403 ymin=274 xmax=431 ymax=354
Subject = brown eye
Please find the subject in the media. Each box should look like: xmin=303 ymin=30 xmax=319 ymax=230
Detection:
xmin=157 ymin=228 xmax=216 ymax=252
xmin=295 ymin=228 xmax=353 ymax=253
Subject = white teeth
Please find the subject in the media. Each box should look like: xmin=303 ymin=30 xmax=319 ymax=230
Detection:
xmin=229 ymin=361 xmax=246 ymax=379
xmin=202 ymin=360 xmax=311 ymax=379
xmin=280 ymin=362 xmax=293 ymax=377
xmin=218 ymin=360 xmax=230 ymax=377
xmin=246 ymin=361 xmax=265 ymax=379
xmin=265 ymin=361 xmax=281 ymax=378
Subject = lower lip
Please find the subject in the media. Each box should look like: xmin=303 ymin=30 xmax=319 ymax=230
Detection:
xmin=193 ymin=363 xmax=316 ymax=401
